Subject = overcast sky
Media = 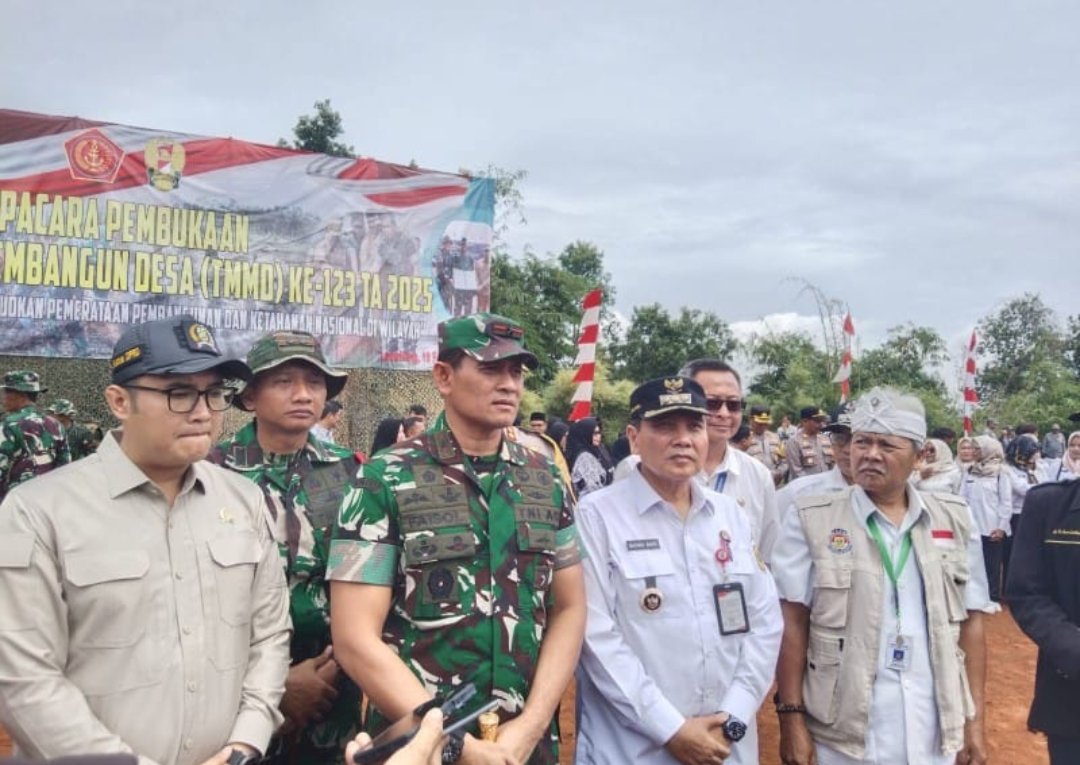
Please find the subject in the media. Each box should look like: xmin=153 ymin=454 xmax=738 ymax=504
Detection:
xmin=4 ymin=0 xmax=1078 ymax=378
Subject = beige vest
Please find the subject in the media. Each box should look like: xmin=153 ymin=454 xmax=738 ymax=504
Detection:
xmin=795 ymin=487 xmax=976 ymax=759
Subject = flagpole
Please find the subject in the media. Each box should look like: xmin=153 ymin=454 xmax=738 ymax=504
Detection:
xmin=569 ymin=288 xmax=602 ymax=422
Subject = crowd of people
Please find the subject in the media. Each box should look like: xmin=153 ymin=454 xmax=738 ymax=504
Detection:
xmin=0 ymin=310 xmax=1077 ymax=765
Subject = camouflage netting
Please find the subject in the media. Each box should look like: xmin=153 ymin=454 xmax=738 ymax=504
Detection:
xmin=0 ymin=355 xmax=442 ymax=457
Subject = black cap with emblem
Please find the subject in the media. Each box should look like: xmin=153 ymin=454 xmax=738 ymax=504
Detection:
xmin=110 ymin=316 xmax=251 ymax=385
xmin=628 ymin=376 xmax=709 ymax=422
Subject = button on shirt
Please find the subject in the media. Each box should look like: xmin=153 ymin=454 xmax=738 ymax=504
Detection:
xmin=772 ymin=487 xmax=992 ymax=765
xmin=575 ymin=469 xmax=782 ymax=765
xmin=0 ymin=432 xmax=291 ymax=765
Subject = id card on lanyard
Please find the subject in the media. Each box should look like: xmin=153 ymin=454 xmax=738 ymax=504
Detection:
xmin=867 ymin=514 xmax=914 ymax=671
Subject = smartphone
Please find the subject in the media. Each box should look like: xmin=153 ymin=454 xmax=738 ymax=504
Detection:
xmin=351 ymin=685 xmax=500 ymax=765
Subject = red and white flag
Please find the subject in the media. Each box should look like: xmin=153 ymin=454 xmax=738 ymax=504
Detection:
xmin=962 ymin=330 xmax=979 ymax=436
xmin=568 ymin=288 xmax=602 ymax=422
xmin=832 ymin=312 xmax=855 ymax=402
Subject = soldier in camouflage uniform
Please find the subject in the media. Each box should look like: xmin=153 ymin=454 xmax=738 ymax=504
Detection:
xmin=0 ymin=371 xmax=70 ymax=499
xmin=329 ymin=313 xmax=586 ymax=765
xmin=208 ymin=331 xmax=360 ymax=765
xmin=46 ymin=399 xmax=102 ymax=461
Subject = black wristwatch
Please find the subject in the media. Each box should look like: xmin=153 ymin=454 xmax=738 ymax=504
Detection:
xmin=721 ymin=715 xmax=747 ymax=742
xmin=441 ymin=733 xmax=464 ymax=763
xmin=226 ymin=748 xmax=257 ymax=765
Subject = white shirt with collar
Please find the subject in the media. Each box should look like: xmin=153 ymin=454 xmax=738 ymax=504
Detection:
xmin=575 ymin=467 xmax=783 ymax=765
xmin=772 ymin=486 xmax=992 ymax=765
xmin=616 ymin=448 xmax=780 ymax=563
xmin=700 ymin=446 xmax=780 ymax=564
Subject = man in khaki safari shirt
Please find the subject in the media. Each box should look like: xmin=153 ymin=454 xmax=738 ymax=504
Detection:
xmin=0 ymin=316 xmax=291 ymax=765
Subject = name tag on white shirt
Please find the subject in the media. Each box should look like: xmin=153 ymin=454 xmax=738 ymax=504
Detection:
xmin=713 ymin=583 xmax=750 ymax=635
xmin=886 ymin=633 xmax=914 ymax=671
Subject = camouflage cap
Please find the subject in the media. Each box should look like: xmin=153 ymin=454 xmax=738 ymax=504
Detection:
xmin=2 ymin=370 xmax=46 ymax=393
xmin=47 ymin=398 xmax=77 ymax=417
xmin=110 ymin=316 xmax=251 ymax=386
xmin=237 ymin=331 xmax=348 ymax=410
xmin=437 ymin=313 xmax=538 ymax=369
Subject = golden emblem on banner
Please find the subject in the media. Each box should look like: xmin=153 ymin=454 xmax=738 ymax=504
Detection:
xmin=64 ymin=129 xmax=125 ymax=183
xmin=145 ymin=139 xmax=187 ymax=191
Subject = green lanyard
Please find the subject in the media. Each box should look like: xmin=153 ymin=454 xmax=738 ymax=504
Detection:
xmin=865 ymin=514 xmax=913 ymax=632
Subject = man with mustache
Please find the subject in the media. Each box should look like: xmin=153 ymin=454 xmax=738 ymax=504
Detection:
xmin=210 ymin=330 xmax=361 ymax=765
xmin=575 ymin=376 xmax=782 ymax=765
xmin=772 ymin=387 xmax=992 ymax=765
xmin=0 ymin=316 xmax=290 ymax=765
xmin=329 ymin=313 xmax=585 ymax=765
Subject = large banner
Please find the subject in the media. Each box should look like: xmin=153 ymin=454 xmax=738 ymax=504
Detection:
xmin=0 ymin=109 xmax=494 ymax=369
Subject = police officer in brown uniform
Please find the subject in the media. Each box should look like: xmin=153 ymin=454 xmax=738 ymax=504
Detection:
xmin=785 ymin=406 xmax=834 ymax=479
xmin=745 ymin=405 xmax=787 ymax=487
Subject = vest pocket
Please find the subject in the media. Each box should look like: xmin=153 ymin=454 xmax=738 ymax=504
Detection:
xmin=811 ymin=563 xmax=852 ymax=629
xmin=941 ymin=556 xmax=969 ymax=622
xmin=804 ymin=631 xmax=842 ymax=724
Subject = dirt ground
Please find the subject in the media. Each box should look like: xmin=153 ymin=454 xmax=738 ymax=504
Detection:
xmin=0 ymin=608 xmax=1049 ymax=763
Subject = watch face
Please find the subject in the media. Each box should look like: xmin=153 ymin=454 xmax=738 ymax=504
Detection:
xmin=724 ymin=718 xmax=747 ymax=742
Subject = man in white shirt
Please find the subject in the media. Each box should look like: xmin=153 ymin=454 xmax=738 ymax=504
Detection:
xmin=772 ymin=388 xmax=991 ymax=765
xmin=614 ymin=361 xmax=780 ymax=564
xmin=576 ymin=376 xmax=782 ymax=765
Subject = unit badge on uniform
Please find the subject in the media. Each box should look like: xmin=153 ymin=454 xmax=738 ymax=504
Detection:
xmin=426 ymin=566 xmax=455 ymax=599
xmin=828 ymin=528 xmax=852 ymax=554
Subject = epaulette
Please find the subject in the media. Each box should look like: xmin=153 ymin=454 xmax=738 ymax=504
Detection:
xmin=925 ymin=491 xmax=968 ymax=507
xmin=795 ymin=492 xmax=842 ymax=511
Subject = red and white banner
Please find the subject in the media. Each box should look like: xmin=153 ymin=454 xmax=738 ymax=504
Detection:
xmin=962 ymin=330 xmax=979 ymax=435
xmin=832 ymin=311 xmax=855 ymax=402
xmin=568 ymin=288 xmax=602 ymax=422
xmin=0 ymin=109 xmax=494 ymax=368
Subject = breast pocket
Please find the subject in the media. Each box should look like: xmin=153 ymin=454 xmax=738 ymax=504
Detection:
xmin=811 ymin=563 xmax=852 ymax=629
xmin=65 ymin=551 xmax=151 ymax=647
xmin=617 ymin=549 xmax=679 ymax=619
xmin=401 ymin=530 xmax=477 ymax=624
xmin=206 ymin=532 xmax=261 ymax=670
xmin=63 ymin=550 xmax=166 ymax=694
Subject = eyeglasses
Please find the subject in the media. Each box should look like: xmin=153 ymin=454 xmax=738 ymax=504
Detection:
xmin=705 ymin=397 xmax=745 ymax=414
xmin=123 ymin=383 xmax=235 ymax=413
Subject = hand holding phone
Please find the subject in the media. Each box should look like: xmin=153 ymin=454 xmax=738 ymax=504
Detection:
xmin=350 ymin=683 xmax=500 ymax=765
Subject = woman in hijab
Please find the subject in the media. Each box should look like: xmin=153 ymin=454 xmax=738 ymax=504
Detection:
xmin=916 ymin=438 xmax=963 ymax=494
xmin=547 ymin=419 xmax=570 ymax=455
xmin=961 ymin=434 xmax=1012 ymax=604
xmin=370 ymin=417 xmax=405 ymax=455
xmin=566 ymin=417 xmax=614 ymax=498
xmin=956 ymin=435 xmax=977 ymax=473
xmin=1040 ymin=430 xmax=1080 ymax=483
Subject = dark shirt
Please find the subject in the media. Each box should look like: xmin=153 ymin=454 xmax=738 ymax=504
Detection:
xmin=1006 ymin=478 xmax=1080 ymax=737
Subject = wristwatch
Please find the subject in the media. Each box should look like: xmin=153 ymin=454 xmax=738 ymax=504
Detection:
xmin=226 ymin=748 xmax=257 ymax=765
xmin=721 ymin=715 xmax=747 ymax=742
xmin=441 ymin=733 xmax=464 ymax=763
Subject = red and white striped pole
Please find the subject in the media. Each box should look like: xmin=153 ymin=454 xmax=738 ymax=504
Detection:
xmin=962 ymin=330 xmax=979 ymax=436
xmin=832 ymin=312 xmax=855 ymax=403
xmin=568 ymin=288 xmax=602 ymax=422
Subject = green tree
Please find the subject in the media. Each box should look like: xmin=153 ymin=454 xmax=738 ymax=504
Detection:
xmin=745 ymin=330 xmax=833 ymax=419
xmin=489 ymin=250 xmax=590 ymax=388
xmin=609 ymin=304 xmax=735 ymax=384
xmin=279 ymin=99 xmax=355 ymax=157
xmin=976 ymin=293 xmax=1063 ymax=402
xmin=855 ymin=324 xmax=955 ymax=431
